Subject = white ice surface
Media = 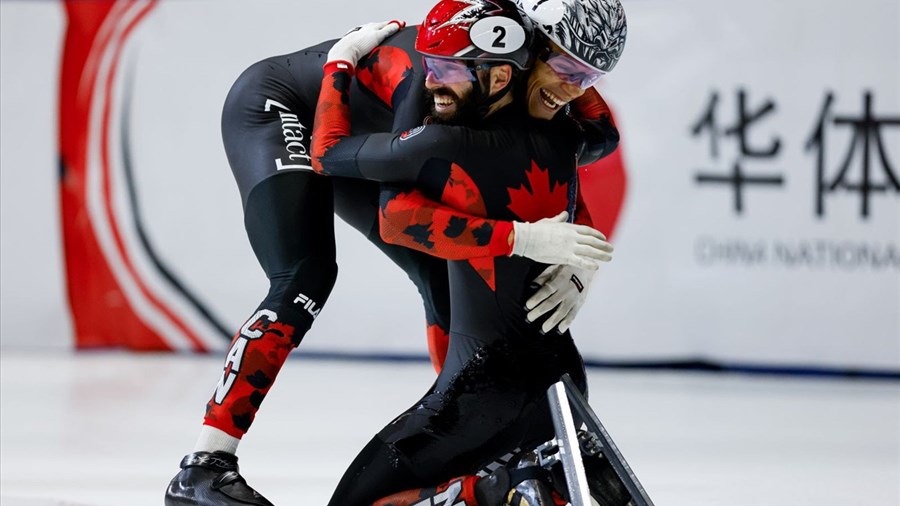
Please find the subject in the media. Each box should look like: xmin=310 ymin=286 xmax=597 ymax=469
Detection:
xmin=0 ymin=351 xmax=898 ymax=506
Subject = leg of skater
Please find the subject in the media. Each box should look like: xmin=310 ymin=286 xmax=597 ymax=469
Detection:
xmin=327 ymin=331 xmax=587 ymax=506
xmin=166 ymin=57 xmax=338 ymax=505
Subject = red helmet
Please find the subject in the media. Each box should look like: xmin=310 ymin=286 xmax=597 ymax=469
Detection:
xmin=415 ymin=0 xmax=534 ymax=70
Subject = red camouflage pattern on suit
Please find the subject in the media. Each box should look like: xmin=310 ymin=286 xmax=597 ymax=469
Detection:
xmin=203 ymin=313 xmax=297 ymax=437
xmin=357 ymin=45 xmax=415 ymax=107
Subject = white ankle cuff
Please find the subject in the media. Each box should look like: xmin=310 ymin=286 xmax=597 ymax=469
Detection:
xmin=193 ymin=425 xmax=240 ymax=454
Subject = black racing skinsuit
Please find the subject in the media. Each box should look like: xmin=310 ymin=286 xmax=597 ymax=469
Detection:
xmin=209 ymin=28 xmax=455 ymax=437
xmin=313 ymin=62 xmax=590 ymax=505
xmin=212 ymin=25 xmax=617 ymax=450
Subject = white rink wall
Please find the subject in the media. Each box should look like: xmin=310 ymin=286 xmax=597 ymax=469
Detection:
xmin=1 ymin=0 xmax=898 ymax=372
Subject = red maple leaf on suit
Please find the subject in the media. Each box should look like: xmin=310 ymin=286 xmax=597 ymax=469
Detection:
xmin=506 ymin=161 xmax=570 ymax=222
xmin=442 ymin=163 xmax=487 ymax=215
xmin=441 ymin=164 xmax=497 ymax=291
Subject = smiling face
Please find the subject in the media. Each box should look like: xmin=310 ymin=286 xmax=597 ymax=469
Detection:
xmin=524 ymin=43 xmax=590 ymax=120
xmin=423 ymin=60 xmax=512 ymax=124
xmin=424 ymin=70 xmax=476 ymax=124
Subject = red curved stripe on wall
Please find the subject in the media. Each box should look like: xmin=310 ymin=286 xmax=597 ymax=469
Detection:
xmin=97 ymin=3 xmax=210 ymax=351
xmin=60 ymin=1 xmax=207 ymax=351
xmin=60 ymin=2 xmax=156 ymax=349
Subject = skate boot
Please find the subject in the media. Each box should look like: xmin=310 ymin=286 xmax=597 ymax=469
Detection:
xmin=474 ymin=453 xmax=564 ymax=506
xmin=505 ymin=478 xmax=561 ymax=506
xmin=165 ymin=451 xmax=274 ymax=506
xmin=513 ymin=434 xmax=632 ymax=506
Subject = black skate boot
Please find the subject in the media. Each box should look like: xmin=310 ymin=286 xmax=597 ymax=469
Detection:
xmin=165 ymin=451 xmax=274 ymax=506
xmin=514 ymin=436 xmax=633 ymax=506
xmin=536 ymin=432 xmax=633 ymax=506
xmin=475 ymin=453 xmax=563 ymax=506
xmin=504 ymin=477 xmax=560 ymax=506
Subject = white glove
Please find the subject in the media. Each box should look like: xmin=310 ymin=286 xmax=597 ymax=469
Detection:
xmin=327 ymin=20 xmax=404 ymax=67
xmin=511 ymin=211 xmax=613 ymax=270
xmin=526 ymin=264 xmax=596 ymax=334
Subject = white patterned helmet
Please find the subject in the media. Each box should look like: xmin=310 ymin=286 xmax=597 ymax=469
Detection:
xmin=517 ymin=0 xmax=627 ymax=73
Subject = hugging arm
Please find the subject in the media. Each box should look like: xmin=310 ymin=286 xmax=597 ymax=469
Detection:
xmin=311 ymin=61 xmax=463 ymax=182
xmin=571 ymin=87 xmax=620 ymax=166
xmin=378 ymin=186 xmax=515 ymax=260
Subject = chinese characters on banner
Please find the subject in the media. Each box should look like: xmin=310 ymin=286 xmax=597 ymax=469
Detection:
xmin=807 ymin=92 xmax=900 ymax=218
xmin=692 ymin=89 xmax=899 ymax=219
xmin=692 ymin=90 xmax=784 ymax=214
xmin=690 ymin=90 xmax=899 ymax=270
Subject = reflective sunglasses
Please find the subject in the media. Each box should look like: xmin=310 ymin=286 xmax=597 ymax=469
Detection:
xmin=540 ymin=49 xmax=604 ymax=89
xmin=423 ymin=57 xmax=495 ymax=84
